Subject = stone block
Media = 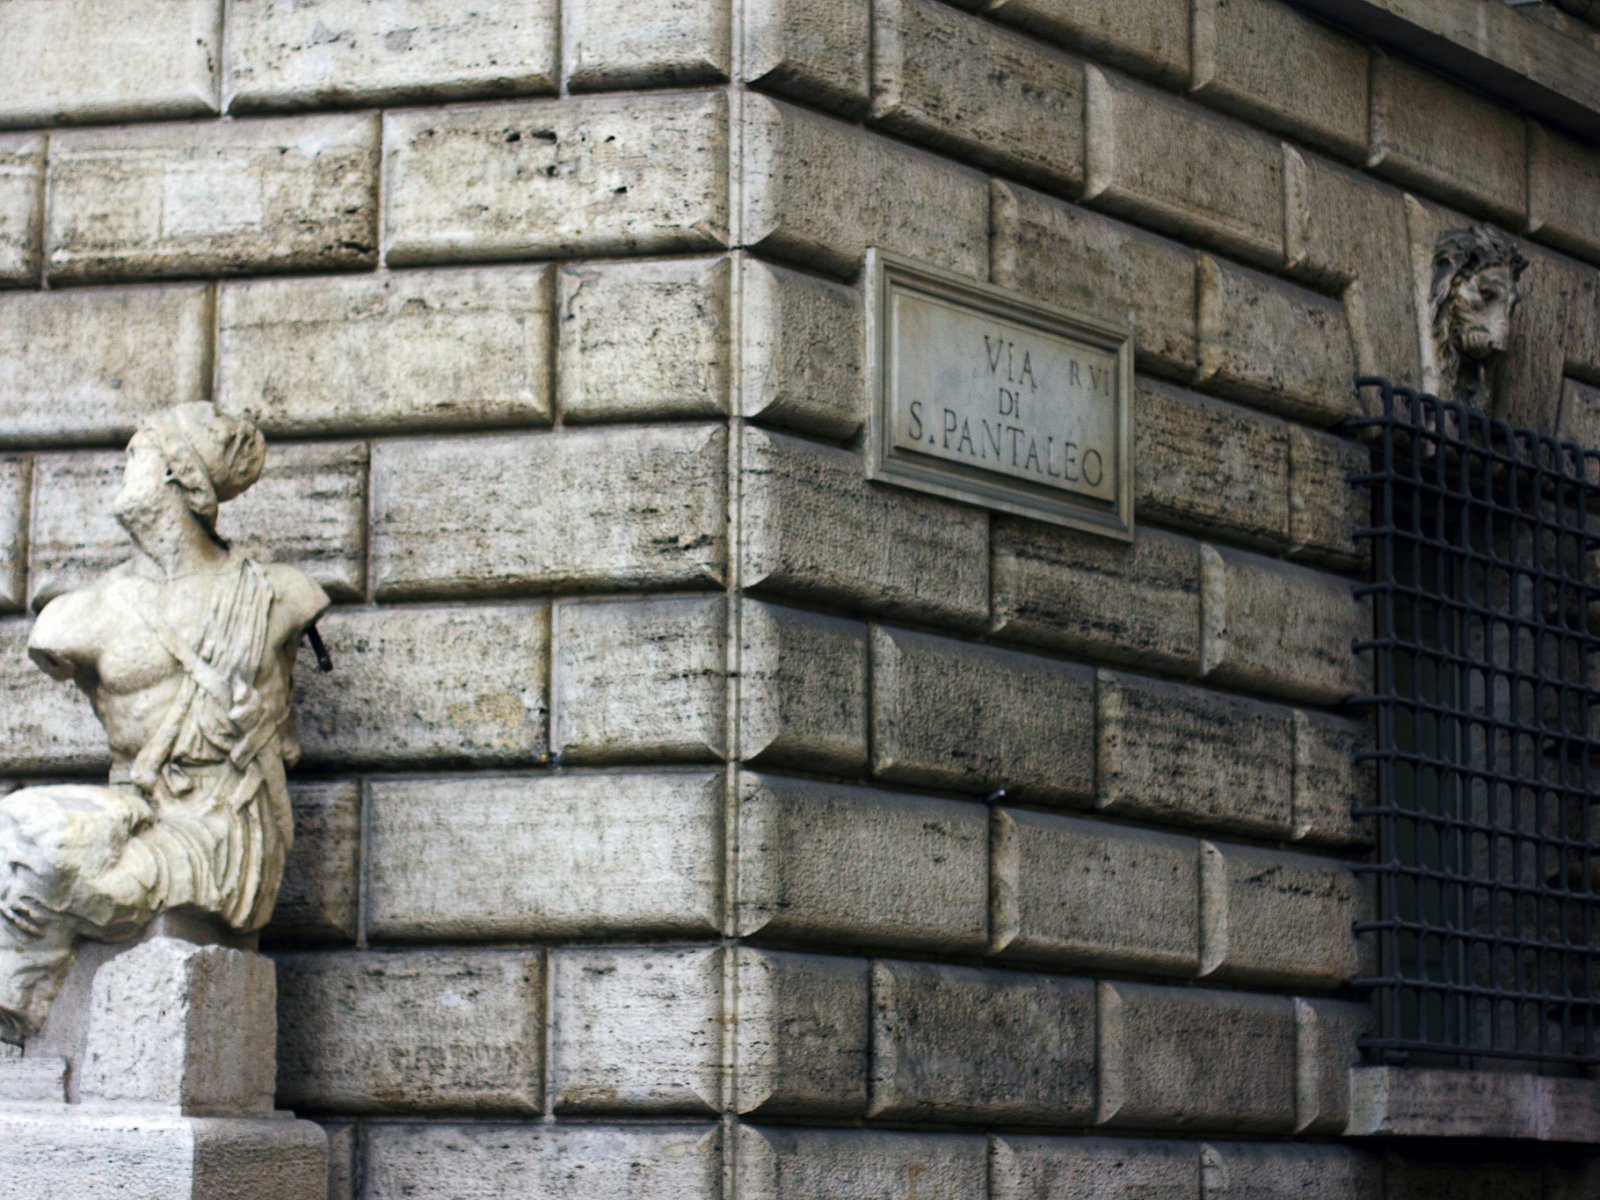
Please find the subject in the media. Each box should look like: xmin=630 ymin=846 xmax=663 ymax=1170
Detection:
xmin=1085 ymin=66 xmax=1284 ymax=267
xmin=30 ymin=441 xmax=368 ymax=605
xmin=267 ymin=781 xmax=361 ymax=945
xmin=869 ymin=960 xmax=1095 ymax=1124
xmin=992 ymin=808 xmax=1200 ymax=975
xmin=1293 ymin=710 xmax=1375 ymax=847
xmin=1196 ymin=254 xmax=1357 ymax=425
xmin=47 ymin=115 xmax=378 ymax=283
xmin=991 ymin=1136 xmax=1200 ymax=1200
xmin=1295 ymin=997 xmax=1371 ymax=1134
xmin=79 ymin=939 xmax=275 ymax=1116
xmin=294 ymin=604 xmax=547 ymax=769
xmin=741 ymin=428 xmax=988 ymax=627
xmin=1529 ymin=122 xmax=1600 ymax=266
xmin=227 ymin=0 xmax=558 ymax=111
xmin=991 ymin=518 xmax=1201 ymax=673
xmin=1097 ymin=981 xmax=1297 ymax=1132
xmin=564 ymin=0 xmax=729 ymax=89
xmin=740 ymin=257 xmax=865 ymax=441
xmin=735 ymin=773 xmax=988 ymax=952
xmin=1200 ymin=1143 xmax=1381 ymax=1199
xmin=365 ymin=1124 xmax=721 ymax=1200
xmin=871 ymin=0 xmax=1085 ymax=192
xmin=275 ymin=949 xmax=543 ymax=1113
xmin=870 ymin=625 xmax=1094 ymax=803
xmin=743 ymin=0 xmax=871 ymax=116
xmin=0 ymin=134 xmax=41 ymax=285
xmin=0 ymin=284 xmax=212 ymax=447
xmin=385 ymin=92 xmax=728 ymax=266
xmin=733 ymin=948 xmax=870 ymax=1117
xmin=1369 ymin=54 xmax=1526 ymax=226
xmin=735 ymin=1126 xmax=987 ymax=1200
xmin=1199 ymin=544 xmax=1365 ymax=705
xmin=550 ymin=945 xmax=722 ymax=1114
xmin=218 ymin=265 xmax=553 ymax=436
xmin=1135 ymin=378 xmax=1290 ymax=547
xmin=1287 ymin=424 xmax=1366 ymax=566
xmin=557 ymin=256 xmax=730 ymax=422
xmin=1382 ymin=1152 xmax=1542 ymax=1200
xmin=554 ymin=595 xmax=726 ymax=762
xmin=991 ymin=181 xmax=1197 ymax=378
xmin=322 ymin=1123 xmax=355 ymax=1200
xmin=1191 ymin=0 xmax=1367 ymax=160
xmin=1199 ymin=841 xmax=1358 ymax=987
xmin=368 ymin=771 xmax=720 ymax=941
xmin=742 ymin=95 xmax=989 ymax=279
xmin=740 ymin=600 xmax=868 ymax=774
xmin=372 ymin=423 xmax=725 ymax=598
xmin=0 ymin=0 xmax=219 ymax=127
xmin=0 ymin=455 xmax=26 ymax=611
xmin=0 ymin=617 xmax=105 ymax=773
xmin=985 ymin=0 xmax=1189 ymax=87
xmin=1561 ymin=375 xmax=1600 ymax=450
xmin=1098 ymin=671 xmax=1294 ymax=838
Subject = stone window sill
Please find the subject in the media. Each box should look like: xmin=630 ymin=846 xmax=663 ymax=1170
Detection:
xmin=1348 ymin=1066 xmax=1600 ymax=1142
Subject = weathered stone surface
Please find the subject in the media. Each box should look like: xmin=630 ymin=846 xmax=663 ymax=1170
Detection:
xmin=1295 ymin=997 xmax=1371 ymax=1134
xmin=0 ymin=617 xmax=105 ymax=773
xmin=1529 ymin=122 xmax=1600 ymax=266
xmin=550 ymin=945 xmax=722 ymax=1114
xmin=991 ymin=1136 xmax=1200 ymax=1200
xmin=735 ymin=773 xmax=988 ymax=951
xmin=871 ymin=625 xmax=1094 ymax=803
xmin=295 ymin=604 xmax=547 ymax=768
xmin=322 ymin=1124 xmax=355 ymax=1200
xmin=991 ymin=181 xmax=1198 ymax=378
xmin=992 ymin=808 xmax=1200 ymax=975
xmin=79 ymin=940 xmax=276 ymax=1116
xmin=1383 ymin=1150 xmax=1544 ymax=1200
xmin=734 ymin=948 xmax=870 ymax=1117
xmin=1350 ymin=1068 xmax=1600 ymax=1144
xmin=47 ymin=115 xmax=378 ymax=283
xmin=1191 ymin=0 xmax=1367 ymax=159
xmin=366 ymin=1124 xmax=721 ymax=1200
xmin=991 ymin=519 xmax=1201 ymax=673
xmin=1293 ymin=710 xmax=1376 ymax=847
xmin=1135 ymin=379 xmax=1290 ymax=547
xmin=741 ymin=428 xmax=988 ymax=627
xmin=1561 ymin=375 xmax=1600 ymax=450
xmin=0 ymin=0 xmax=219 ymax=127
xmin=1199 ymin=841 xmax=1358 ymax=987
xmin=367 ymin=772 xmax=720 ymax=941
xmin=30 ymin=442 xmax=368 ymax=605
xmin=1369 ymin=53 xmax=1526 ymax=225
xmin=736 ymin=1126 xmax=987 ymax=1200
xmin=743 ymin=0 xmax=871 ymax=115
xmin=557 ymin=256 xmax=729 ymax=422
xmin=1085 ymin=66 xmax=1284 ymax=266
xmin=1287 ymin=424 xmax=1365 ymax=566
xmin=740 ymin=600 xmax=868 ymax=773
xmin=0 ymin=134 xmax=41 ymax=285
xmin=1201 ymin=1143 xmax=1381 ymax=1200
xmin=267 ymin=782 xmax=362 ymax=945
xmin=870 ymin=960 xmax=1095 ymax=1123
xmin=740 ymin=257 xmax=864 ymax=441
xmin=1199 ymin=544 xmax=1365 ymax=705
xmin=872 ymin=0 xmax=1084 ymax=192
xmin=1098 ymin=981 xmax=1297 ymax=1132
xmin=227 ymin=0 xmax=559 ymax=111
xmin=986 ymin=0 xmax=1189 ymax=86
xmin=372 ymin=424 xmax=725 ymax=598
xmin=564 ymin=0 xmax=729 ymax=89
xmin=555 ymin=596 xmax=726 ymax=762
xmin=218 ymin=265 xmax=553 ymax=436
xmin=1196 ymin=254 xmax=1356 ymax=425
xmin=742 ymin=95 xmax=989 ymax=279
xmin=385 ymin=92 xmax=728 ymax=265
xmin=0 ymin=285 xmax=212 ymax=447
xmin=1098 ymin=671 xmax=1294 ymax=838
xmin=275 ymin=950 xmax=543 ymax=1113
xmin=0 ymin=455 xmax=26 ymax=611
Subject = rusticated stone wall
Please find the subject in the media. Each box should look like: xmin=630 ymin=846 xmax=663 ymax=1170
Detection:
xmin=1 ymin=1 xmax=1599 ymax=1197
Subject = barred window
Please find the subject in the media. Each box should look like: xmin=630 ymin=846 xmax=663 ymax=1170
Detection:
xmin=1350 ymin=379 xmax=1600 ymax=1068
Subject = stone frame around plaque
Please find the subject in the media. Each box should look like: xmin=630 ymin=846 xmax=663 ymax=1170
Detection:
xmin=864 ymin=248 xmax=1135 ymax=541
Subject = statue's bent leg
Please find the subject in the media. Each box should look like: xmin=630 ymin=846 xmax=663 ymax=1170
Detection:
xmin=0 ymin=785 xmax=150 ymax=1044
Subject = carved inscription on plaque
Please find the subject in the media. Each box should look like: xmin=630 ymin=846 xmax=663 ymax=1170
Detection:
xmin=866 ymin=251 xmax=1133 ymax=538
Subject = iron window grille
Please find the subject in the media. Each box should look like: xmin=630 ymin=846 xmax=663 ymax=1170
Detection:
xmin=1347 ymin=377 xmax=1600 ymax=1068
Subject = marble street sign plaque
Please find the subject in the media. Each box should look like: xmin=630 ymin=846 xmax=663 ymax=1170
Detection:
xmin=865 ymin=250 xmax=1134 ymax=539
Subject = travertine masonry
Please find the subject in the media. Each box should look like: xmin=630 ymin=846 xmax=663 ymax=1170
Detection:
xmin=735 ymin=1126 xmax=988 ymax=1200
xmin=991 ymin=1136 xmax=1199 ymax=1200
xmin=0 ymin=455 xmax=27 ymax=611
xmin=0 ymin=134 xmax=41 ymax=286
xmin=1199 ymin=841 xmax=1358 ymax=986
xmin=1528 ymin=122 xmax=1600 ymax=265
xmin=985 ymin=0 xmax=1189 ymax=86
xmin=740 ymin=258 xmax=865 ymax=440
xmin=743 ymin=0 xmax=871 ymax=115
xmin=740 ymin=601 xmax=868 ymax=773
xmin=734 ymin=949 xmax=869 ymax=1117
xmin=269 ymin=782 xmax=361 ymax=946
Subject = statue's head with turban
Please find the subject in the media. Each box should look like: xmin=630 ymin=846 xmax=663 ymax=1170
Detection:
xmin=115 ymin=404 xmax=266 ymax=540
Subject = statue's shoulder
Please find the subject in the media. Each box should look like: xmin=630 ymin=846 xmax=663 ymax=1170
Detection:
xmin=255 ymin=560 xmax=330 ymax=635
xmin=27 ymin=565 xmax=142 ymax=672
